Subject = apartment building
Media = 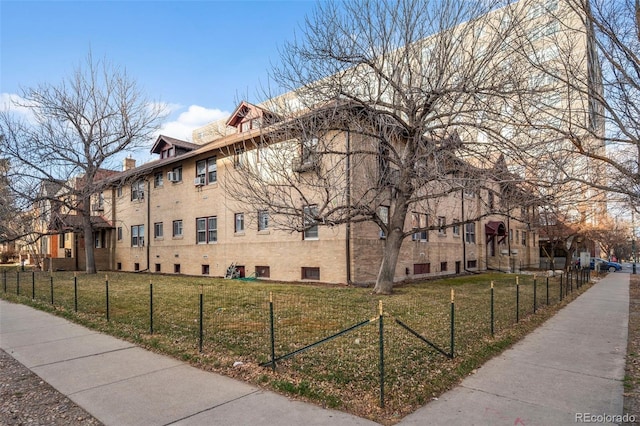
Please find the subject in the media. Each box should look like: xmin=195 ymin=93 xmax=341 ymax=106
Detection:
xmin=87 ymin=97 xmax=537 ymax=284
xmin=50 ymin=0 xmax=610 ymax=283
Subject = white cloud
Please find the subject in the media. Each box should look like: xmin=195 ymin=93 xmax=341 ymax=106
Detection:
xmin=157 ymin=105 xmax=229 ymax=141
xmin=0 ymin=93 xmax=36 ymax=122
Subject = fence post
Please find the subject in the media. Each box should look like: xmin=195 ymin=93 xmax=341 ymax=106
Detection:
xmin=149 ymin=281 xmax=154 ymax=334
xmin=3 ymin=269 xmax=6 ymax=293
xmin=16 ymin=271 xmax=20 ymax=296
xmin=50 ymin=275 xmax=54 ymax=305
xmin=105 ymin=275 xmax=110 ymax=322
xmin=31 ymin=271 xmax=35 ymax=300
xmin=74 ymin=273 xmax=78 ymax=312
xmin=269 ymin=292 xmax=276 ymax=372
xmin=546 ymin=276 xmax=549 ymax=306
xmin=533 ymin=275 xmax=537 ymax=314
xmin=378 ymin=300 xmax=385 ymax=409
xmin=199 ymin=291 xmax=204 ymax=353
xmin=516 ymin=277 xmax=520 ymax=323
xmin=450 ymin=289 xmax=455 ymax=359
xmin=490 ymin=281 xmax=494 ymax=337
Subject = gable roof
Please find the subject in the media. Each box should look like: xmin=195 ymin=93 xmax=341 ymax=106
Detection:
xmin=226 ymin=101 xmax=281 ymax=128
xmin=150 ymin=135 xmax=200 ymax=155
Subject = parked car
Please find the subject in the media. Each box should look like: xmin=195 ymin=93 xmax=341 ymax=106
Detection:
xmin=590 ymin=258 xmax=623 ymax=272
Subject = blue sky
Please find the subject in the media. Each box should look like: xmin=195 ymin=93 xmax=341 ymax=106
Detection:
xmin=1 ymin=0 xmax=316 ymax=143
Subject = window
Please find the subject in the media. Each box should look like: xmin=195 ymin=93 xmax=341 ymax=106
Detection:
xmin=301 ymin=137 xmax=318 ymax=165
xmin=256 ymin=266 xmax=270 ymax=278
xmin=174 ymin=264 xmax=181 ymax=274
xmin=154 ymin=222 xmax=163 ymax=238
xmin=117 ymin=227 xmax=123 ymax=241
xmin=154 ymin=172 xmax=163 ymax=188
xmin=438 ymin=217 xmax=446 ymax=235
xmin=202 ymin=265 xmax=210 ymax=275
xmin=258 ymin=210 xmax=269 ymax=231
xmin=134 ymin=263 xmax=140 ymax=271
xmin=196 ymin=157 xmax=217 ymax=185
xmin=516 ymin=230 xmax=520 ymax=244
xmin=522 ymin=231 xmax=527 ymax=246
xmin=131 ymin=180 xmax=145 ymax=201
xmin=303 ymin=205 xmax=318 ymax=239
xmin=414 ymin=263 xmax=430 ymax=274
xmin=117 ymin=186 xmax=123 ymax=197
xmin=467 ymin=260 xmax=478 ymax=268
xmin=302 ymin=267 xmax=320 ymax=280
xmin=117 ymin=262 xmax=122 ymax=270
xmin=464 ymin=188 xmax=476 ymax=198
xmin=412 ymin=213 xmax=428 ymax=241
xmin=234 ymin=147 xmax=245 ymax=168
xmin=465 ymin=223 xmax=476 ymax=244
xmin=235 ymin=213 xmax=245 ymax=233
xmin=196 ymin=216 xmax=217 ymax=243
xmin=168 ymin=166 xmax=183 ymax=183
xmin=241 ymin=121 xmax=251 ymax=132
xmin=59 ymin=233 xmax=65 ymax=248
xmin=453 ymin=220 xmax=460 ymax=236
xmin=131 ymin=225 xmax=144 ymax=247
xmin=155 ymin=263 xmax=161 ymax=272
xmin=207 ymin=157 xmax=217 ymax=183
xmin=441 ymin=262 xmax=448 ymax=272
xmin=173 ymin=220 xmax=183 ymax=237
xmin=378 ymin=205 xmax=389 ymax=239
xmin=488 ymin=192 xmax=495 ymax=210
xmin=509 ymin=229 xmax=514 ymax=242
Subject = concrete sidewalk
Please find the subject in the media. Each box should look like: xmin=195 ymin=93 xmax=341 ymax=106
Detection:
xmin=0 ymin=273 xmax=630 ymax=426
xmin=401 ymin=272 xmax=629 ymax=425
xmin=0 ymin=299 xmax=377 ymax=426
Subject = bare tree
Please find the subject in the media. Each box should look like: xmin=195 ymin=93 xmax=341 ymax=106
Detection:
xmin=224 ymin=0 xmax=545 ymax=293
xmin=522 ymin=0 xmax=639 ymax=204
xmin=0 ymin=53 xmax=164 ymax=273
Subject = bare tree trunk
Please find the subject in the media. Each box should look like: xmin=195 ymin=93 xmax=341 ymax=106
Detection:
xmin=374 ymin=227 xmax=405 ymax=294
xmin=82 ymin=213 xmax=96 ymax=274
xmin=374 ymin=195 xmax=409 ymax=294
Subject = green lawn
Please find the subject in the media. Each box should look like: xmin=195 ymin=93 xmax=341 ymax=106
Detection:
xmin=0 ymin=267 xmax=592 ymax=424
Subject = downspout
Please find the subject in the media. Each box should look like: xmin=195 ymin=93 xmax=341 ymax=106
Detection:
xmin=345 ymin=130 xmax=352 ymax=285
xmin=462 ymin=187 xmax=468 ymax=273
xmin=146 ymin=179 xmax=151 ymax=271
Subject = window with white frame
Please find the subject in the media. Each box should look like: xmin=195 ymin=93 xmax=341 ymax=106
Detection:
xmin=154 ymin=172 xmax=163 ymax=188
xmin=173 ymin=220 xmax=183 ymax=237
xmin=131 ymin=225 xmax=144 ymax=247
xmin=303 ymin=205 xmax=318 ymax=239
xmin=465 ymin=223 xmax=476 ymax=244
xmin=131 ymin=180 xmax=145 ymax=201
xmin=438 ymin=216 xmax=446 ymax=235
xmin=168 ymin=166 xmax=183 ymax=183
xmin=301 ymin=137 xmax=318 ymax=165
xmin=453 ymin=220 xmax=460 ymax=236
xmin=235 ymin=213 xmax=245 ymax=233
xmin=379 ymin=205 xmax=389 ymax=238
xmin=196 ymin=216 xmax=217 ymax=243
xmin=154 ymin=222 xmax=163 ymax=238
xmin=258 ymin=210 xmax=269 ymax=231
xmin=412 ymin=212 xmax=428 ymax=241
xmin=196 ymin=157 xmax=217 ymax=185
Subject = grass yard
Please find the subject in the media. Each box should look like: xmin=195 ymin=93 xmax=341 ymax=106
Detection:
xmin=0 ymin=266 xmax=593 ymax=424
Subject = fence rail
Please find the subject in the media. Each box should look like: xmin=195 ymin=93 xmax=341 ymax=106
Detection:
xmin=1 ymin=268 xmax=591 ymax=412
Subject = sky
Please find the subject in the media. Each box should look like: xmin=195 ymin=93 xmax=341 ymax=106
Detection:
xmin=0 ymin=0 xmax=317 ymax=154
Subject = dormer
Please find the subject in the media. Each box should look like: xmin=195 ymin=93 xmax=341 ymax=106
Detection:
xmin=226 ymin=101 xmax=280 ymax=133
xmin=150 ymin=135 xmax=200 ymax=159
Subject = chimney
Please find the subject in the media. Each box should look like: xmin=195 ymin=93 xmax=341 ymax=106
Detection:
xmin=123 ymin=156 xmax=136 ymax=171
